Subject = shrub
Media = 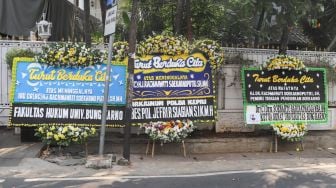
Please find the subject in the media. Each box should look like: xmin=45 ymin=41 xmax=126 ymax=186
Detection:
xmin=5 ymin=48 xmax=36 ymax=69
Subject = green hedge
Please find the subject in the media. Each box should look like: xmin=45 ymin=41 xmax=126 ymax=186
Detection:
xmin=5 ymin=48 xmax=36 ymax=69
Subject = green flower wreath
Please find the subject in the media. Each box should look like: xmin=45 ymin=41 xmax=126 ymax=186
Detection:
xmin=36 ymin=43 xmax=105 ymax=67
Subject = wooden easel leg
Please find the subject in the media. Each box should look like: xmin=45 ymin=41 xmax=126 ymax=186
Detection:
xmin=275 ymin=134 xmax=278 ymax=153
xmin=300 ymin=139 xmax=304 ymax=151
xmin=182 ymin=140 xmax=186 ymax=158
xmin=85 ymin=142 xmax=88 ymax=158
xmin=146 ymin=140 xmax=150 ymax=156
xmin=151 ymin=140 xmax=155 ymax=158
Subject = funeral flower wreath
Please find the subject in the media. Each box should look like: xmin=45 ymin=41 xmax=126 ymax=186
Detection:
xmin=35 ymin=125 xmax=97 ymax=147
xmin=141 ymin=120 xmax=196 ymax=143
xmin=136 ymin=34 xmax=190 ymax=56
xmin=136 ymin=34 xmax=224 ymax=70
xmin=35 ymin=36 xmax=224 ymax=70
xmin=193 ymin=39 xmax=225 ymax=70
xmin=136 ymin=34 xmax=226 ymax=142
xmin=36 ymin=43 xmax=105 ymax=67
xmin=265 ymin=56 xmax=308 ymax=142
xmin=271 ymin=122 xmax=308 ymax=142
xmin=264 ymin=55 xmax=306 ymax=70
xmin=112 ymin=41 xmax=129 ymax=61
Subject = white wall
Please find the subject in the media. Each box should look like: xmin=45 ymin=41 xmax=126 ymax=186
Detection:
xmin=68 ymin=0 xmax=102 ymax=21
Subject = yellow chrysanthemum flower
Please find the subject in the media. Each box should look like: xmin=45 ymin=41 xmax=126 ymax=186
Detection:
xmin=38 ymin=127 xmax=44 ymax=133
xmin=47 ymin=132 xmax=53 ymax=138
xmin=62 ymin=127 xmax=68 ymax=134
xmin=54 ymin=134 xmax=59 ymax=141
xmin=91 ymin=128 xmax=96 ymax=134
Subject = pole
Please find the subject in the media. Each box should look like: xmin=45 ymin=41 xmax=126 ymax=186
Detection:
xmin=99 ymin=34 xmax=114 ymax=156
xmin=123 ymin=0 xmax=139 ymax=161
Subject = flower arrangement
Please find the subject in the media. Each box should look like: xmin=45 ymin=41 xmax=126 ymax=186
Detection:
xmin=136 ymin=35 xmax=224 ymax=70
xmin=34 ymin=125 xmax=97 ymax=147
xmin=264 ymin=55 xmax=305 ymax=70
xmin=112 ymin=41 xmax=129 ymax=61
xmin=35 ymin=43 xmax=105 ymax=67
xmin=271 ymin=122 xmax=307 ymax=142
xmin=136 ymin=34 xmax=190 ymax=56
xmin=193 ymin=39 xmax=224 ymax=70
xmin=141 ymin=120 xmax=196 ymax=143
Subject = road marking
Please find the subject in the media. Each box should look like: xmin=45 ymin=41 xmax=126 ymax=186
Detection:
xmin=0 ymin=179 xmax=5 ymax=183
xmin=24 ymin=164 xmax=336 ymax=182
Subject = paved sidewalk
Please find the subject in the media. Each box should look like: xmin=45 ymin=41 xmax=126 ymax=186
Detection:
xmin=0 ymin=128 xmax=43 ymax=167
xmin=1 ymin=127 xmax=336 ymax=179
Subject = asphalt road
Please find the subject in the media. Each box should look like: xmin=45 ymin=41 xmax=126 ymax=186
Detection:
xmin=2 ymin=166 xmax=336 ymax=188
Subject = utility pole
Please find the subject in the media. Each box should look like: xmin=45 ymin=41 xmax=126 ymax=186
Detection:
xmin=99 ymin=34 xmax=114 ymax=156
xmin=123 ymin=0 xmax=139 ymax=161
xmin=99 ymin=0 xmax=118 ymax=156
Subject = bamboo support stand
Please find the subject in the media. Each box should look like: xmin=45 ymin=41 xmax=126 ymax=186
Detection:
xmin=182 ymin=140 xmax=186 ymax=158
xmin=270 ymin=134 xmax=304 ymax=153
xmin=85 ymin=142 xmax=88 ymax=157
xmin=275 ymin=134 xmax=278 ymax=153
xmin=269 ymin=134 xmax=278 ymax=153
xmin=146 ymin=139 xmax=186 ymax=158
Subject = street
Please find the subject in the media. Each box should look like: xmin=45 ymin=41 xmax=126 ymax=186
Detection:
xmin=2 ymin=164 xmax=336 ymax=188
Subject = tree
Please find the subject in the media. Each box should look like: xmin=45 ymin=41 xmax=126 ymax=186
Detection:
xmin=185 ymin=0 xmax=192 ymax=42
xmin=137 ymin=0 xmax=168 ymax=39
xmin=253 ymin=0 xmax=272 ymax=47
xmin=272 ymin=0 xmax=326 ymax=54
xmin=216 ymin=0 xmax=255 ymax=45
xmin=107 ymin=0 xmax=336 ymax=52
xmin=302 ymin=1 xmax=336 ymax=51
xmin=84 ymin=0 xmax=91 ymax=46
xmin=99 ymin=0 xmax=107 ymax=25
xmin=175 ymin=0 xmax=184 ymax=35
xmin=124 ymin=0 xmax=139 ymax=161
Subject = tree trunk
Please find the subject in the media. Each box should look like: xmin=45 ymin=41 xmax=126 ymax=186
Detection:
xmin=327 ymin=35 xmax=336 ymax=51
xmin=99 ymin=0 xmax=106 ymax=26
xmin=175 ymin=0 xmax=184 ymax=35
xmin=254 ymin=6 xmax=265 ymax=48
xmin=279 ymin=24 xmax=289 ymax=55
xmin=84 ymin=0 xmax=91 ymax=46
xmin=185 ymin=0 xmax=192 ymax=42
xmin=123 ymin=0 xmax=139 ymax=161
xmin=128 ymin=2 xmax=138 ymax=64
xmin=279 ymin=10 xmax=292 ymax=55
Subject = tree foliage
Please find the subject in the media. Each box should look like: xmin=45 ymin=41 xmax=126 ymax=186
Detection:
xmin=111 ymin=0 xmax=336 ymax=52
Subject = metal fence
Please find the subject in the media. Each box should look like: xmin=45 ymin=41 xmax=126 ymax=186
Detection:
xmin=0 ymin=41 xmax=46 ymax=105
xmin=222 ymin=47 xmax=336 ymax=66
xmin=1 ymin=40 xmax=336 ymax=126
xmin=0 ymin=41 xmax=49 ymax=126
